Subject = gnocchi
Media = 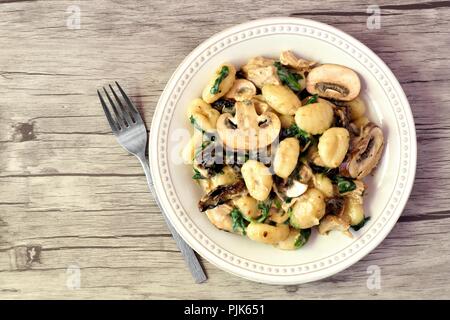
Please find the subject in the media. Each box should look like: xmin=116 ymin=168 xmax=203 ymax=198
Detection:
xmin=246 ymin=222 xmax=290 ymax=244
xmin=269 ymin=207 xmax=290 ymax=224
xmin=262 ymin=84 xmax=301 ymax=115
xmin=188 ymin=51 xmax=384 ymax=249
xmin=233 ymin=195 xmax=260 ymax=220
xmin=187 ymin=98 xmax=220 ymax=132
xmin=277 ymin=229 xmax=301 ymax=250
xmin=241 ymin=160 xmax=273 ymax=201
xmin=294 ymin=99 xmax=334 ymax=134
xmin=211 ymin=166 xmax=239 ymax=189
xmin=346 ymin=97 xmax=366 ymax=120
xmin=352 ymin=116 xmax=370 ymax=130
xmin=318 ymin=127 xmax=350 ymax=168
xmin=202 ymin=63 xmax=237 ymax=103
xmin=273 ymin=137 xmax=300 ymax=179
xmin=290 ymin=188 xmax=326 ymax=229
xmin=181 ymin=132 xmax=204 ymax=164
xmin=343 ymin=196 xmax=365 ymax=226
xmin=279 ymin=114 xmax=295 ymax=129
xmin=313 ymin=173 xmax=334 ymax=198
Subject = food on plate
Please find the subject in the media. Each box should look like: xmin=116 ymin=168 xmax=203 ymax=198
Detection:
xmin=183 ymin=50 xmax=385 ymax=250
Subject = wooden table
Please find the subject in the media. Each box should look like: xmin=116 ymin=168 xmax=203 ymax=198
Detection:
xmin=1 ymin=0 xmax=449 ymax=299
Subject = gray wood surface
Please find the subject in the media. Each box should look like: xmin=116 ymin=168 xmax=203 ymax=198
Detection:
xmin=1 ymin=0 xmax=449 ymax=299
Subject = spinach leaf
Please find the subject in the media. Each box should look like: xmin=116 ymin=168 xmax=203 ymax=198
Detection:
xmin=335 ymin=176 xmax=357 ymax=193
xmin=211 ymin=98 xmax=235 ymax=114
xmin=257 ymin=199 xmax=272 ymax=223
xmin=287 ymin=207 xmax=293 ymax=215
xmin=309 ymin=164 xmax=338 ymax=176
xmin=274 ymin=198 xmax=282 ymax=210
xmin=281 ymin=124 xmax=311 ymax=146
xmin=192 ymin=168 xmax=206 ymax=180
xmin=231 ymin=207 xmax=247 ymax=235
xmin=210 ymin=66 xmax=230 ymax=94
xmin=194 ymin=140 xmax=212 ymax=158
xmin=189 ymin=115 xmax=205 ymax=133
xmin=305 ymin=94 xmax=318 ymax=105
xmin=294 ymin=229 xmax=311 ymax=249
xmin=274 ymin=61 xmax=302 ymax=92
xmin=351 ymin=217 xmax=370 ymax=231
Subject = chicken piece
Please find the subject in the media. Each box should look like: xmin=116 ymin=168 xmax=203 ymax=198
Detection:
xmin=318 ymin=214 xmax=352 ymax=237
xmin=205 ymin=204 xmax=234 ymax=232
xmin=280 ymin=50 xmax=317 ymax=72
xmin=241 ymin=57 xmax=281 ymax=89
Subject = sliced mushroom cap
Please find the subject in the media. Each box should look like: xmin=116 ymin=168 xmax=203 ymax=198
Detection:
xmin=333 ymin=105 xmax=351 ymax=129
xmin=216 ymin=100 xmax=281 ymax=151
xmin=297 ymin=162 xmax=314 ymax=184
xmin=339 ymin=122 xmax=384 ymax=179
xmin=319 ymin=196 xmax=353 ymax=236
xmin=193 ymin=141 xmax=224 ymax=177
xmin=225 ymin=79 xmax=257 ymax=101
xmin=306 ymin=64 xmax=361 ymax=101
xmin=198 ymin=180 xmax=246 ymax=212
xmin=325 ymin=197 xmax=346 ymax=216
xmin=252 ymin=95 xmax=273 ymax=115
xmin=285 ymin=180 xmax=308 ymax=198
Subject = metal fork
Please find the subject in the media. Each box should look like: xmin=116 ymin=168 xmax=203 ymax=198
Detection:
xmin=97 ymin=82 xmax=207 ymax=283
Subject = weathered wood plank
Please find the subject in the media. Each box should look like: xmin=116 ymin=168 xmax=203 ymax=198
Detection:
xmin=1 ymin=0 xmax=449 ymax=299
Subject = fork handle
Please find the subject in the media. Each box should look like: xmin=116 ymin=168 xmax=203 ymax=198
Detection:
xmin=136 ymin=153 xmax=207 ymax=284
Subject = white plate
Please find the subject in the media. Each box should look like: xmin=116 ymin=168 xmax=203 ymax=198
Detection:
xmin=149 ymin=17 xmax=416 ymax=284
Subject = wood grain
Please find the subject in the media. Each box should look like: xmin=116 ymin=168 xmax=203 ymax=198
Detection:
xmin=1 ymin=0 xmax=449 ymax=299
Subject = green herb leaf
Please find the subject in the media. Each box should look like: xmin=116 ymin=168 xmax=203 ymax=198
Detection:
xmin=194 ymin=140 xmax=212 ymax=158
xmin=305 ymin=94 xmax=319 ymax=105
xmin=287 ymin=207 xmax=293 ymax=215
xmin=189 ymin=115 xmax=205 ymax=133
xmin=231 ymin=207 xmax=247 ymax=235
xmin=192 ymin=168 xmax=206 ymax=180
xmin=257 ymin=200 xmax=272 ymax=223
xmin=294 ymin=229 xmax=311 ymax=249
xmin=282 ymin=124 xmax=311 ymax=146
xmin=351 ymin=217 xmax=370 ymax=231
xmin=210 ymin=66 xmax=230 ymax=94
xmin=285 ymin=197 xmax=292 ymax=204
xmin=274 ymin=61 xmax=302 ymax=92
xmin=335 ymin=176 xmax=357 ymax=193
xmin=274 ymin=198 xmax=282 ymax=210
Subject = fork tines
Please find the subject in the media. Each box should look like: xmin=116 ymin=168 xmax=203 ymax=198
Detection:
xmin=97 ymin=82 xmax=141 ymax=132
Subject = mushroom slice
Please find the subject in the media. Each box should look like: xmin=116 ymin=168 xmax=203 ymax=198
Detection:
xmin=318 ymin=214 xmax=352 ymax=237
xmin=333 ymin=105 xmax=351 ymax=129
xmin=297 ymin=162 xmax=314 ymax=184
xmin=225 ymin=79 xmax=257 ymax=101
xmin=306 ymin=64 xmax=361 ymax=101
xmin=241 ymin=57 xmax=281 ymax=89
xmin=280 ymin=50 xmax=317 ymax=72
xmin=319 ymin=196 xmax=352 ymax=236
xmin=193 ymin=141 xmax=224 ymax=177
xmin=198 ymin=180 xmax=246 ymax=212
xmin=325 ymin=197 xmax=346 ymax=216
xmin=285 ymin=180 xmax=308 ymax=198
xmin=216 ymin=100 xmax=281 ymax=151
xmin=340 ymin=122 xmax=384 ymax=179
xmin=252 ymin=95 xmax=273 ymax=115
